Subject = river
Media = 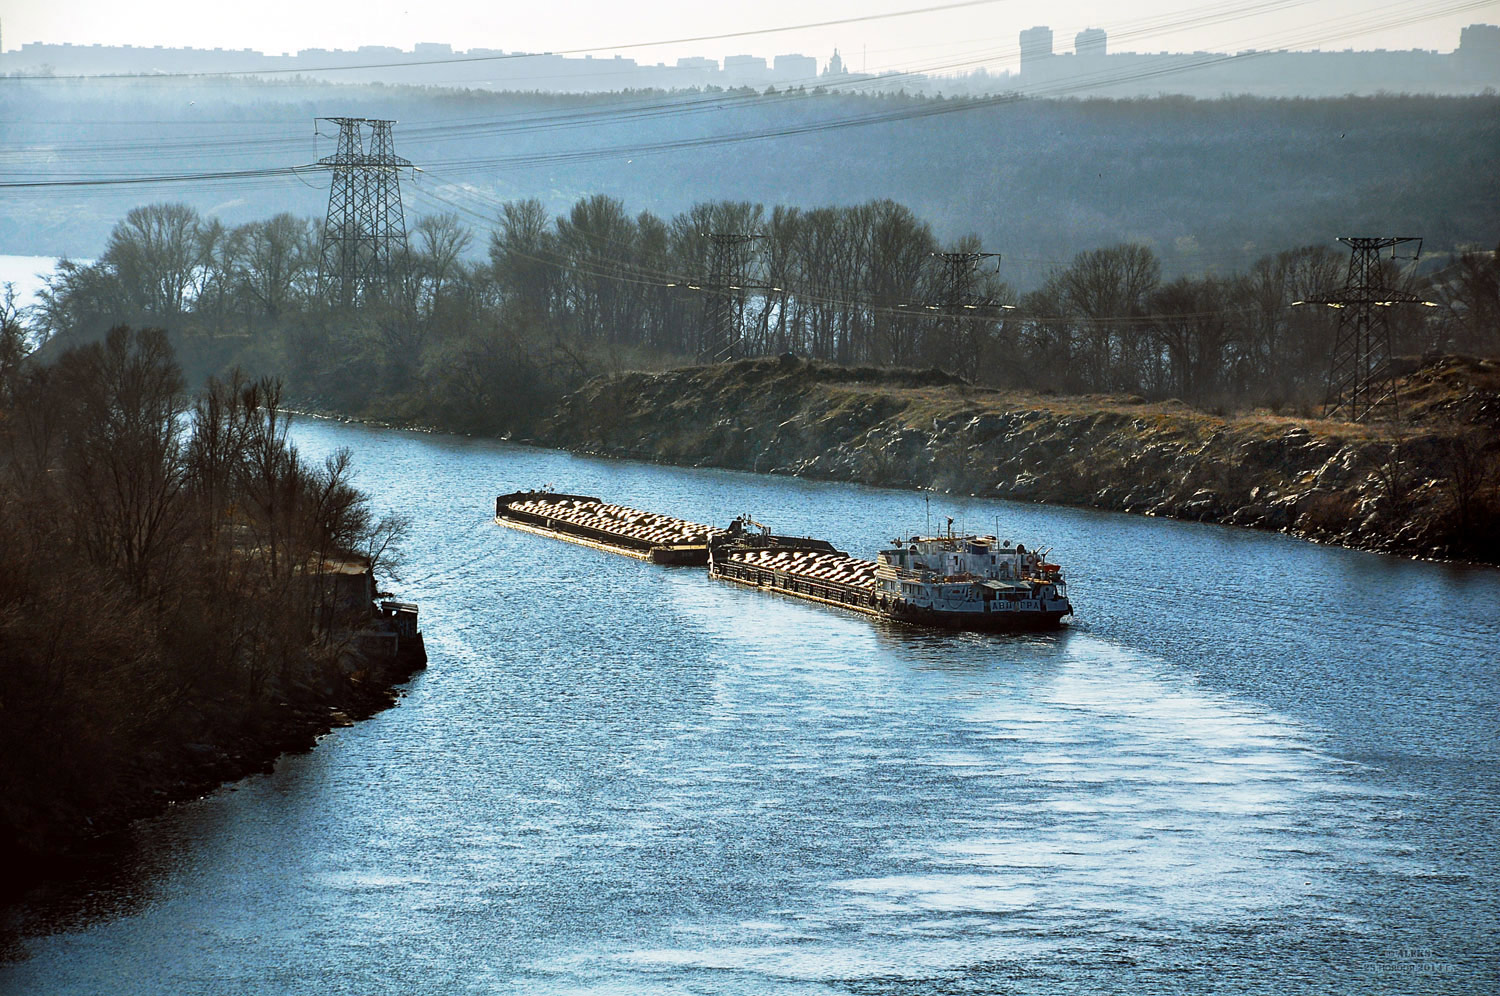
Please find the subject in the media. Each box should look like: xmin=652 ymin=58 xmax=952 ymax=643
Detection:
xmin=2 ymin=418 xmax=1496 ymax=994
xmin=0 ymin=256 xmax=68 ymax=312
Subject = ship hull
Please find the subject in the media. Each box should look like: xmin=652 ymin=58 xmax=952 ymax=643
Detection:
xmin=709 ymin=559 xmax=1070 ymax=633
xmin=884 ymin=602 xmax=1070 ymax=631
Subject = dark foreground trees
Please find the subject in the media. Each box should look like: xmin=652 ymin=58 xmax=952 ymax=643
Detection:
xmin=0 ymin=327 xmax=402 ymax=865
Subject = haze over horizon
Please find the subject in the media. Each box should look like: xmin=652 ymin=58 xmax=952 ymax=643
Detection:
xmin=6 ymin=0 xmax=1497 ymax=75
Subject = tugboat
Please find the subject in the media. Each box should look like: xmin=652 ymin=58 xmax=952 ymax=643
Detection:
xmin=709 ymin=516 xmax=1072 ymax=631
xmin=873 ymin=527 xmax=1072 ymax=630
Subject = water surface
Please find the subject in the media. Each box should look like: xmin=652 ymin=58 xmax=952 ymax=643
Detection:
xmin=3 ymin=419 xmax=1496 ymax=994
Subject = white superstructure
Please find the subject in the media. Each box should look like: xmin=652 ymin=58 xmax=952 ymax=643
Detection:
xmin=875 ymin=534 xmax=1071 ymax=622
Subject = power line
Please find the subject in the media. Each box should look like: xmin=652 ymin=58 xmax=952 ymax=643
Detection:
xmin=1294 ymin=236 xmax=1437 ymax=422
xmin=314 ymin=118 xmax=413 ymax=308
xmin=0 ymin=0 xmax=1019 ymax=82
xmin=1 ymin=0 xmax=1485 ymax=181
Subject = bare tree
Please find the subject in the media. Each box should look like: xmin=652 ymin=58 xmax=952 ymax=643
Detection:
xmin=412 ymin=212 xmax=475 ymax=323
xmin=1056 ymin=244 xmax=1161 ymax=391
xmin=1430 ymin=244 xmax=1500 ymax=354
xmin=555 ymin=194 xmax=637 ymax=343
xmin=101 ymin=203 xmax=205 ymax=320
xmin=53 ymin=326 xmax=189 ymax=597
xmin=239 ymin=214 xmax=314 ymax=323
xmin=1147 ymin=275 xmax=1234 ymax=402
xmin=490 ymin=198 xmax=559 ymax=328
xmin=863 ymin=201 xmax=934 ymax=367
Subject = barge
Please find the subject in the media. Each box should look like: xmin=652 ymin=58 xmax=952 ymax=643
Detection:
xmin=710 ymin=517 xmax=1071 ymax=631
xmin=495 ymin=490 xmax=1072 ymax=631
xmin=494 ymin=491 xmax=726 ymax=565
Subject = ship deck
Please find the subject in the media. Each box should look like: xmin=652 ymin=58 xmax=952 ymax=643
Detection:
xmin=495 ymin=491 xmax=723 ymax=565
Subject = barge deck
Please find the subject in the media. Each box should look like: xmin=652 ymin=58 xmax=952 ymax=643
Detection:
xmin=710 ymin=538 xmax=888 ymax=618
xmin=494 ymin=491 xmax=725 ymax=565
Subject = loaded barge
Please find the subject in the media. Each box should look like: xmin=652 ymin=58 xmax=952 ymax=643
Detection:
xmin=494 ymin=491 xmax=726 ymax=565
xmin=494 ymin=491 xmax=1071 ymax=631
xmin=710 ymin=518 xmax=1071 ymax=631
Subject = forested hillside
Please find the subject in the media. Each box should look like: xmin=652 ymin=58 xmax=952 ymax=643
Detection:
xmin=4 ymin=79 xmax=1496 ymax=287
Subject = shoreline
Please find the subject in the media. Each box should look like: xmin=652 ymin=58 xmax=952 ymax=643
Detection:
xmin=285 ymin=375 xmax=1500 ymax=571
xmin=1 ymin=640 xmax=426 ymax=903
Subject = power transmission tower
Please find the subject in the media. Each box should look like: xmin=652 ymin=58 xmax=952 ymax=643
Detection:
xmin=315 ymin=117 xmax=412 ymax=309
xmin=1303 ymin=236 xmax=1427 ymax=422
xmin=932 ymin=251 xmax=1001 ymax=309
xmin=929 ymin=250 xmax=1003 ymax=372
xmin=700 ymin=232 xmax=764 ymax=362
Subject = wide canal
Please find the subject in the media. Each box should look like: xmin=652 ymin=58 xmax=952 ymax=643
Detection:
xmin=3 ymin=418 xmax=1496 ymax=994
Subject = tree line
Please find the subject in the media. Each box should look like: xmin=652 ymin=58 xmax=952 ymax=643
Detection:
xmin=22 ymin=200 xmax=1499 ymax=429
xmin=0 ymin=318 xmax=404 ymax=860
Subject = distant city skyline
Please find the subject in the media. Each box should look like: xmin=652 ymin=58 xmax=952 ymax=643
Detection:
xmin=4 ymin=0 xmax=1497 ymax=76
xmin=7 ymin=20 xmax=1494 ymax=100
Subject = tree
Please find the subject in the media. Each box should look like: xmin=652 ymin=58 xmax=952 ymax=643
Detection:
xmin=0 ymin=285 xmax=28 ymax=406
xmin=490 ymin=198 xmax=558 ymax=328
xmin=411 ymin=212 xmax=474 ymax=324
xmin=1017 ymin=279 xmax=1081 ymax=392
xmin=33 ymin=258 xmax=128 ymax=344
xmin=555 ymin=194 xmax=637 ymax=343
xmin=1438 ymin=420 xmax=1499 ymax=553
xmin=52 ymin=326 xmax=189 ymax=597
xmin=192 ymin=217 xmax=245 ymax=337
xmin=1431 ymin=244 xmax=1500 ymax=354
xmin=1147 ymin=275 xmax=1234 ymax=402
xmin=239 ymin=214 xmax=314 ymax=324
xmin=1055 ymin=244 xmax=1160 ymax=391
xmin=863 ymin=201 xmax=934 ymax=367
xmin=758 ymin=205 xmax=802 ymax=356
xmin=101 ymin=203 xmax=205 ymax=320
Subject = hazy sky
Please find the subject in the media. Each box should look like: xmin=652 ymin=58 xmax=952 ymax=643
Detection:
xmin=3 ymin=0 xmax=1496 ymax=73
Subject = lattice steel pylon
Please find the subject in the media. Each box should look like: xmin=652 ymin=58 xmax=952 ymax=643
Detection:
xmin=930 ymin=250 xmax=1001 ymax=370
xmin=315 ymin=118 xmax=412 ymax=309
xmin=1315 ymin=236 xmax=1424 ymax=423
xmin=932 ymin=251 xmax=1001 ymax=310
xmin=701 ymin=232 xmax=763 ymax=362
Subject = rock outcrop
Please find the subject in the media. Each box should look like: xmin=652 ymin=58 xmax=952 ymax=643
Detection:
xmin=541 ymin=355 xmax=1500 ymax=564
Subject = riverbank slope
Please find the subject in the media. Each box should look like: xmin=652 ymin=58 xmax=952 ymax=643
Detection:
xmin=540 ymin=354 xmax=1500 ymax=564
xmin=0 ymin=636 xmax=426 ymax=901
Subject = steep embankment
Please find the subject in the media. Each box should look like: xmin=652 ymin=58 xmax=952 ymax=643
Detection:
xmin=543 ymin=355 xmax=1500 ymax=564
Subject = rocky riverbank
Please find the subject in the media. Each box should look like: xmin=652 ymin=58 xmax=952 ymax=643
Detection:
xmin=542 ymin=354 xmax=1500 ymax=565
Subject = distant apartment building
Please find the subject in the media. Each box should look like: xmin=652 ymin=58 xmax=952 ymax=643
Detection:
xmin=773 ymin=53 xmax=819 ymax=84
xmin=1014 ymin=23 xmax=1500 ymax=97
xmin=1018 ymin=25 xmax=1054 ymax=75
xmin=723 ymin=54 xmax=768 ymax=87
xmin=1075 ymin=28 xmax=1107 ymax=58
xmin=1459 ymin=23 xmax=1500 ymax=64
